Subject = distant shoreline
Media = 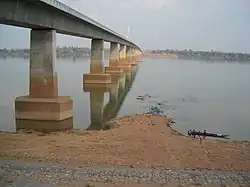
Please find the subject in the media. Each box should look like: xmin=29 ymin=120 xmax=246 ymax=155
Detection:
xmin=1 ymin=48 xmax=250 ymax=62
xmin=143 ymin=52 xmax=178 ymax=59
xmin=144 ymin=50 xmax=250 ymax=62
xmin=0 ymin=47 xmax=108 ymax=59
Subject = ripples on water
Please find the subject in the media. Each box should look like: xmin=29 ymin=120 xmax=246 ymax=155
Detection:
xmin=0 ymin=57 xmax=250 ymax=140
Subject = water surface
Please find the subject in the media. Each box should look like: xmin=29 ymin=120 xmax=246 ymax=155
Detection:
xmin=0 ymin=57 xmax=250 ymax=140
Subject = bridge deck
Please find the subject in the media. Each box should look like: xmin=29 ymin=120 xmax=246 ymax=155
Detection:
xmin=0 ymin=0 xmax=141 ymax=50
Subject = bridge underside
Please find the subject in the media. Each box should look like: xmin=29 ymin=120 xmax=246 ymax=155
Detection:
xmin=0 ymin=0 xmax=139 ymax=48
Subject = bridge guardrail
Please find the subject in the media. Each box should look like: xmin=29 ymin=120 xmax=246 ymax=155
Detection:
xmin=40 ymin=0 xmax=137 ymax=48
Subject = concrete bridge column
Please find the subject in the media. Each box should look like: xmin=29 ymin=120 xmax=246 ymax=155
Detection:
xmin=134 ymin=49 xmax=142 ymax=61
xmin=131 ymin=48 xmax=136 ymax=61
xmin=116 ymin=44 xmax=132 ymax=72
xmin=134 ymin=49 xmax=138 ymax=60
xmin=83 ymin=39 xmax=111 ymax=84
xmin=109 ymin=42 xmax=120 ymax=66
xmin=104 ymin=42 xmax=126 ymax=88
xmin=126 ymin=46 xmax=132 ymax=62
xmin=105 ymin=42 xmax=123 ymax=75
xmin=119 ymin=44 xmax=126 ymax=63
xmin=15 ymin=29 xmax=73 ymax=131
xmin=127 ymin=46 xmax=138 ymax=66
xmin=105 ymin=43 xmax=131 ymax=82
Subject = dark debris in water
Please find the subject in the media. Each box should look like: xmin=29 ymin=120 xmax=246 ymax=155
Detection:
xmin=136 ymin=94 xmax=171 ymax=115
xmin=147 ymin=105 xmax=165 ymax=115
xmin=136 ymin=94 xmax=152 ymax=100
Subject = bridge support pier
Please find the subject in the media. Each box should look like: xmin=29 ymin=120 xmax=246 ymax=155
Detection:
xmin=133 ymin=49 xmax=142 ymax=62
xmin=116 ymin=44 xmax=132 ymax=72
xmin=105 ymin=42 xmax=122 ymax=74
xmin=83 ymin=39 xmax=111 ymax=84
xmin=131 ymin=48 xmax=136 ymax=61
xmin=105 ymin=43 xmax=132 ymax=73
xmin=126 ymin=46 xmax=138 ymax=66
xmin=105 ymin=42 xmax=127 ymax=85
xmin=15 ymin=29 xmax=73 ymax=132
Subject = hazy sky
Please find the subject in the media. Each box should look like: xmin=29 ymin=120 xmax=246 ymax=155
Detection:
xmin=0 ymin=0 xmax=249 ymax=52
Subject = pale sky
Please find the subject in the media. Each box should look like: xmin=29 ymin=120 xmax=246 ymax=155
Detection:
xmin=0 ymin=0 xmax=249 ymax=52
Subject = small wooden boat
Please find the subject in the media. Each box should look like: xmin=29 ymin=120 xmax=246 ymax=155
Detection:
xmin=188 ymin=129 xmax=229 ymax=139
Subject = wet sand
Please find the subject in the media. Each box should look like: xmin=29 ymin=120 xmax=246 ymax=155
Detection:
xmin=0 ymin=115 xmax=250 ymax=171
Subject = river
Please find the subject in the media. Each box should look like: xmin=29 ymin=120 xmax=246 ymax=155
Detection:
xmin=0 ymin=57 xmax=250 ymax=140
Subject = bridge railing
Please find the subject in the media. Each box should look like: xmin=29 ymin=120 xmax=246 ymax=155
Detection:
xmin=40 ymin=0 xmax=134 ymax=45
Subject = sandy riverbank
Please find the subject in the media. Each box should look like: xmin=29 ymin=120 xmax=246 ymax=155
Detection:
xmin=0 ymin=114 xmax=250 ymax=172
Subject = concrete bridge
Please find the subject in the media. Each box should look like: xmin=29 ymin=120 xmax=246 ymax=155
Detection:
xmin=0 ymin=0 xmax=142 ymax=131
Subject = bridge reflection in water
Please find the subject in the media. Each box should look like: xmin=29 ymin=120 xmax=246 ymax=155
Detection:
xmin=85 ymin=65 xmax=138 ymax=130
xmin=15 ymin=65 xmax=138 ymax=132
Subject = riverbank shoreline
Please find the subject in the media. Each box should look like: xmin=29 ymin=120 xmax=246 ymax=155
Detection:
xmin=143 ymin=53 xmax=178 ymax=59
xmin=0 ymin=114 xmax=250 ymax=172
